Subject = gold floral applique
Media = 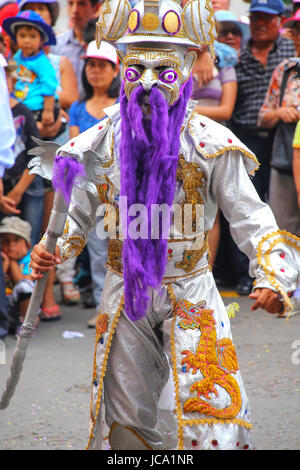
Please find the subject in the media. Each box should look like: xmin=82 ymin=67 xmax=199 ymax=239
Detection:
xmin=176 ymin=299 xmax=242 ymax=419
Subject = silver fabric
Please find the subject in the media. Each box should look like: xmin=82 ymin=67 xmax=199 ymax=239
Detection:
xmin=39 ymin=104 xmax=300 ymax=450
xmin=88 ymin=268 xmax=253 ymax=450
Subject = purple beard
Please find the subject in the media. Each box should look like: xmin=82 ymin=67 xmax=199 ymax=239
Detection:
xmin=119 ymin=76 xmax=193 ymax=321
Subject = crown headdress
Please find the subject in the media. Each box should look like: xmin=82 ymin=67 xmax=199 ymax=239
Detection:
xmin=96 ymin=0 xmax=216 ymax=57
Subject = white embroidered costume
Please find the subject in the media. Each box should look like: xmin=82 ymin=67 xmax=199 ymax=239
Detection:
xmin=29 ymin=0 xmax=300 ymax=451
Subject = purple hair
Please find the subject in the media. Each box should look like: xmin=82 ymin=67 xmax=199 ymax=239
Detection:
xmin=119 ymin=77 xmax=193 ymax=321
xmin=53 ymin=155 xmax=85 ymax=203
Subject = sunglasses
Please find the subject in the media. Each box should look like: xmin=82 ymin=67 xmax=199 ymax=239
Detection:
xmin=250 ymin=13 xmax=280 ymax=23
xmin=218 ymin=27 xmax=242 ymax=37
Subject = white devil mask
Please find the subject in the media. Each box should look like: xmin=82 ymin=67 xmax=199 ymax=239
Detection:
xmin=96 ymin=0 xmax=216 ymax=104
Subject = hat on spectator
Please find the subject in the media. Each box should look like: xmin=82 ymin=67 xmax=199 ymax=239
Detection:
xmin=2 ymin=9 xmax=56 ymax=45
xmin=214 ymin=10 xmax=250 ymax=40
xmin=250 ymin=0 xmax=285 ymax=15
xmin=0 ymin=216 xmax=31 ymax=244
xmin=283 ymin=8 xmax=300 ymax=27
xmin=18 ymin=0 xmax=59 ymax=26
xmin=81 ymin=40 xmax=118 ymax=65
xmin=0 ymin=1 xmax=18 ymax=27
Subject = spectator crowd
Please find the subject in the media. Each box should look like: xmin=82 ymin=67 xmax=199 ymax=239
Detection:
xmin=0 ymin=0 xmax=300 ymax=340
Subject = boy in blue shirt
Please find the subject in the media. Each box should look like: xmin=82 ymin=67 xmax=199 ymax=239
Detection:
xmin=2 ymin=10 xmax=58 ymax=126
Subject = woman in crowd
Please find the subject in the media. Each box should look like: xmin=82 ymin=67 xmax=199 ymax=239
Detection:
xmin=258 ymin=10 xmax=300 ymax=237
xmin=69 ymin=39 xmax=120 ymax=327
xmin=214 ymin=9 xmax=250 ymax=56
xmin=69 ymin=40 xmax=120 ymax=136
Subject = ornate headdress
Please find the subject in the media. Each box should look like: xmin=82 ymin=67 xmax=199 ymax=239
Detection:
xmin=96 ymin=0 xmax=216 ymax=57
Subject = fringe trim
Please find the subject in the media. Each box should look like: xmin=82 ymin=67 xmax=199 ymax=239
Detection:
xmin=86 ymin=294 xmax=124 ymax=450
xmin=167 ymin=284 xmax=185 ymax=450
xmin=183 ymin=418 xmax=252 ymax=430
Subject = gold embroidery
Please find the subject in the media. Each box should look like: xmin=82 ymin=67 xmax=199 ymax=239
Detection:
xmin=128 ymin=10 xmax=139 ymax=32
xmin=176 ymin=154 xmax=205 ymax=206
xmin=167 ymin=285 xmax=184 ymax=450
xmin=100 ymin=130 xmax=115 ymax=168
xmin=59 ymin=221 xmax=85 ymax=261
xmin=175 ymin=234 xmax=208 ymax=273
xmin=96 ymin=313 xmax=110 ymax=338
xmin=256 ymin=229 xmax=300 ymax=317
xmin=66 ymin=236 xmax=85 ymax=258
xmin=107 ymin=238 xmax=123 ymax=272
xmin=96 ymin=183 xmax=109 ymax=204
xmin=176 ymin=154 xmax=205 ymax=234
xmin=141 ymin=12 xmax=160 ymax=31
xmin=182 ymin=0 xmax=216 ymax=58
xmin=183 ymin=418 xmax=252 ymax=430
xmin=63 ymin=220 xmax=69 ymax=236
xmin=174 ymin=154 xmax=207 ymax=272
xmin=176 ymin=299 xmax=242 ymax=419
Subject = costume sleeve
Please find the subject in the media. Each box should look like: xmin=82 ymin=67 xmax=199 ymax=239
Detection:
xmin=55 ymin=184 xmax=102 ymax=261
xmin=0 ymin=66 xmax=16 ymax=177
xmin=211 ymin=150 xmax=300 ymax=306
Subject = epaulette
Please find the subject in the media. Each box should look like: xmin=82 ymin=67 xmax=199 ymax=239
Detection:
xmin=187 ymin=111 xmax=260 ymax=175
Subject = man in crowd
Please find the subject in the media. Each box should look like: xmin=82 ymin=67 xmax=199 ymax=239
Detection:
xmin=51 ymin=0 xmax=101 ymax=96
xmin=229 ymin=0 xmax=296 ymax=295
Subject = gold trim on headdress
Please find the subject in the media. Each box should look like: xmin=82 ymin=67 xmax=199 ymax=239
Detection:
xmin=96 ymin=0 xmax=216 ymax=55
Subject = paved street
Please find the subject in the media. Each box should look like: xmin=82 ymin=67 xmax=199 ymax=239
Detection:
xmin=0 ymin=286 xmax=300 ymax=450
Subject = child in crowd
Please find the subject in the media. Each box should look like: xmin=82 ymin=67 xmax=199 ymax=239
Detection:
xmin=0 ymin=216 xmax=35 ymax=335
xmin=0 ymin=61 xmax=44 ymax=247
xmin=2 ymin=10 xmax=58 ymax=126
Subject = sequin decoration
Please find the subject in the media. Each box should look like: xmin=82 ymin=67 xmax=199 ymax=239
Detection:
xmin=128 ymin=9 xmax=139 ymax=32
xmin=162 ymin=10 xmax=180 ymax=34
xmin=141 ymin=12 xmax=159 ymax=31
xmin=226 ymin=302 xmax=240 ymax=319
xmin=176 ymin=299 xmax=242 ymax=419
xmin=96 ymin=313 xmax=110 ymax=338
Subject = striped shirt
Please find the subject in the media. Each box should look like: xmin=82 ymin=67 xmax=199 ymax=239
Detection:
xmin=51 ymin=29 xmax=85 ymax=97
xmin=232 ymin=35 xmax=295 ymax=127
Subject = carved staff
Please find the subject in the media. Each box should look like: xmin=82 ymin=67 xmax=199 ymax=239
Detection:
xmin=0 ymin=140 xmax=85 ymax=410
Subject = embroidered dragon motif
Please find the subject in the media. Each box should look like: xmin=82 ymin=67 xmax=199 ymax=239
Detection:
xmin=176 ymin=299 xmax=242 ymax=419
